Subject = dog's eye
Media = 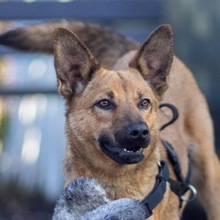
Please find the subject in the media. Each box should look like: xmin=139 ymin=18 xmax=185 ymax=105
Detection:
xmin=139 ymin=99 xmax=151 ymax=109
xmin=96 ymin=99 xmax=115 ymax=110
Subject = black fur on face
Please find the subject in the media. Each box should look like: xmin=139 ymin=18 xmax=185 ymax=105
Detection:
xmin=98 ymin=122 xmax=151 ymax=164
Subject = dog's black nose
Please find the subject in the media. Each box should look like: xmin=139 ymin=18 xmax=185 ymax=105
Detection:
xmin=127 ymin=123 xmax=149 ymax=142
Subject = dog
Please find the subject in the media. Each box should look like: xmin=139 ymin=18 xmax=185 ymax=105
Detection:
xmin=0 ymin=21 xmax=220 ymax=220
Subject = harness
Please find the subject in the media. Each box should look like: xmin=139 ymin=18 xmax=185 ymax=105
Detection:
xmin=140 ymin=103 xmax=197 ymax=219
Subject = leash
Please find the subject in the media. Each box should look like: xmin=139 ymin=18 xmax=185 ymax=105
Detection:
xmin=162 ymin=139 xmax=197 ymax=208
xmin=159 ymin=103 xmax=179 ymax=132
xmin=140 ymin=103 xmax=197 ymax=218
xmin=159 ymin=103 xmax=197 ymax=207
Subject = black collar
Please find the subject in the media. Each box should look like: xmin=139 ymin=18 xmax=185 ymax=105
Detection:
xmin=141 ymin=161 xmax=169 ymax=218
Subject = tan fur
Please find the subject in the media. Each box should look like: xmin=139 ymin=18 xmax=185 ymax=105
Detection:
xmin=1 ymin=21 xmax=219 ymax=220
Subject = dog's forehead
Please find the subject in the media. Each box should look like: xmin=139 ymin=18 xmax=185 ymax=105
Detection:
xmin=88 ymin=68 xmax=153 ymax=99
xmin=116 ymin=70 xmax=147 ymax=89
xmin=109 ymin=69 xmax=150 ymax=92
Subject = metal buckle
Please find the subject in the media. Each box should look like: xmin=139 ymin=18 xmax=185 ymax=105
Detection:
xmin=181 ymin=184 xmax=197 ymax=202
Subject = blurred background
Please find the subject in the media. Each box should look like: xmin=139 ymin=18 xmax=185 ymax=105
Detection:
xmin=0 ymin=0 xmax=219 ymax=219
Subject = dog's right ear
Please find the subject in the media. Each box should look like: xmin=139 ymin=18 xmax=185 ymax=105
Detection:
xmin=54 ymin=28 xmax=100 ymax=98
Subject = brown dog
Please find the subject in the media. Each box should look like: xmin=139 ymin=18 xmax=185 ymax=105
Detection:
xmin=0 ymin=21 xmax=220 ymax=220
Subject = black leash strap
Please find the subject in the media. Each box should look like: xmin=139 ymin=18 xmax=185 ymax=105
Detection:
xmin=159 ymin=103 xmax=179 ymax=131
xmin=163 ymin=139 xmax=197 ymax=207
xmin=159 ymin=103 xmax=197 ymax=207
xmin=141 ymin=161 xmax=169 ymax=218
xmin=162 ymin=140 xmax=185 ymax=183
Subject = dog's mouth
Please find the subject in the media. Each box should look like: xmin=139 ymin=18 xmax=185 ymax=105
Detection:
xmin=99 ymin=136 xmax=150 ymax=164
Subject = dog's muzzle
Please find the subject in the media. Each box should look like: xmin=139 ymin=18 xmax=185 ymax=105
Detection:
xmin=99 ymin=123 xmax=151 ymax=164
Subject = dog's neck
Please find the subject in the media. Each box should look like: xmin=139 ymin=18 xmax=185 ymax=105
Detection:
xmin=101 ymin=147 xmax=161 ymax=200
xmin=64 ymin=133 xmax=160 ymax=200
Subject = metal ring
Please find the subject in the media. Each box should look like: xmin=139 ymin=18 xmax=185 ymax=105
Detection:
xmin=157 ymin=161 xmax=162 ymax=167
xmin=181 ymin=184 xmax=197 ymax=202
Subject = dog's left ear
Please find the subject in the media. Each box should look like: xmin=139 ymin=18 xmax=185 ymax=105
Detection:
xmin=129 ymin=25 xmax=173 ymax=97
xmin=54 ymin=28 xmax=100 ymax=98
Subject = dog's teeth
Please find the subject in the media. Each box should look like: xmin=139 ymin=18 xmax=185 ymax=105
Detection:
xmin=123 ymin=148 xmax=144 ymax=153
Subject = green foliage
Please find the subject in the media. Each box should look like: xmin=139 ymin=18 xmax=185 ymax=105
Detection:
xmin=0 ymin=110 xmax=9 ymax=143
